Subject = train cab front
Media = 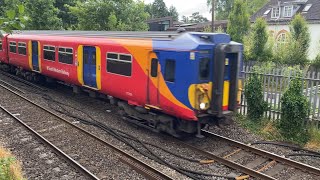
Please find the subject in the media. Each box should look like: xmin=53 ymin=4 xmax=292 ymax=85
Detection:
xmin=188 ymin=33 xmax=243 ymax=131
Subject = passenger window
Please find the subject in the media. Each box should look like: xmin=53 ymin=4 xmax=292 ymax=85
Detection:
xmin=43 ymin=46 xmax=56 ymax=61
xmin=199 ymin=58 xmax=210 ymax=80
xmin=151 ymin=58 xmax=158 ymax=77
xmin=164 ymin=59 xmax=175 ymax=82
xmin=9 ymin=42 xmax=17 ymax=53
xmin=18 ymin=43 xmax=27 ymax=55
xmin=58 ymin=47 xmax=73 ymax=64
xmin=0 ymin=40 xmax=2 ymax=51
xmin=106 ymin=53 xmax=132 ymax=76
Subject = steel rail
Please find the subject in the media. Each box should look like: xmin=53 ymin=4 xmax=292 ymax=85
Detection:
xmin=0 ymin=105 xmax=100 ymax=180
xmin=178 ymin=141 xmax=276 ymax=180
xmin=0 ymin=83 xmax=173 ymax=180
xmin=202 ymin=130 xmax=320 ymax=176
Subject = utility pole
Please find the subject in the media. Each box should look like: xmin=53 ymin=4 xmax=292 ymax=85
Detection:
xmin=211 ymin=0 xmax=215 ymax=32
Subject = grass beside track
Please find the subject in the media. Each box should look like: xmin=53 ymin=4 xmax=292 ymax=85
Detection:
xmin=0 ymin=146 xmax=23 ymax=180
xmin=235 ymin=114 xmax=320 ymax=150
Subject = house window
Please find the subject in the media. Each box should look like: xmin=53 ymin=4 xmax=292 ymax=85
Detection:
xmin=9 ymin=42 xmax=17 ymax=53
xmin=283 ymin=6 xmax=293 ymax=17
xmin=106 ymin=53 xmax=132 ymax=76
xmin=58 ymin=47 xmax=73 ymax=64
xmin=164 ymin=59 xmax=176 ymax=82
xmin=271 ymin=7 xmax=280 ymax=18
xmin=303 ymin=4 xmax=312 ymax=12
xmin=44 ymin=45 xmax=56 ymax=61
xmin=277 ymin=33 xmax=288 ymax=44
xmin=0 ymin=40 xmax=2 ymax=51
xmin=18 ymin=42 xmax=27 ymax=55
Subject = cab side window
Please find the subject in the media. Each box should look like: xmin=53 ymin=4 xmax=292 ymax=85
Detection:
xmin=164 ymin=59 xmax=176 ymax=82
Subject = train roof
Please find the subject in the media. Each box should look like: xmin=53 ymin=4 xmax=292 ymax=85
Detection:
xmin=11 ymin=30 xmax=181 ymax=40
xmin=9 ymin=31 xmax=237 ymax=51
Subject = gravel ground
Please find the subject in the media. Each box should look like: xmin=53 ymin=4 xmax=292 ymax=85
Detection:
xmin=208 ymin=120 xmax=320 ymax=169
xmin=0 ymin=110 xmax=88 ymax=180
xmin=0 ymin=82 xmax=146 ymax=180
xmin=1 ymin=73 xmax=320 ymax=180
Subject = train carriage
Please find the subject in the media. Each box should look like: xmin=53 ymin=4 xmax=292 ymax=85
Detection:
xmin=0 ymin=31 xmax=243 ymax=137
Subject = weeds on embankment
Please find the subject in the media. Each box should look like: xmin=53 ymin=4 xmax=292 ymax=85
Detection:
xmin=0 ymin=147 xmax=23 ymax=180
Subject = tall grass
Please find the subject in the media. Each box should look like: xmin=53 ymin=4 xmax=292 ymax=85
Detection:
xmin=0 ymin=147 xmax=23 ymax=180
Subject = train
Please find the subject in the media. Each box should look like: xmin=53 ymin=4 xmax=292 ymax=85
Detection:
xmin=0 ymin=31 xmax=243 ymax=137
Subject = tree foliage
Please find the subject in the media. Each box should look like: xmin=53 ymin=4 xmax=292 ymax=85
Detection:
xmin=54 ymin=0 xmax=78 ymax=29
xmin=68 ymin=0 xmax=149 ymax=31
xmin=289 ymin=14 xmax=310 ymax=63
xmin=189 ymin=12 xmax=209 ymax=23
xmin=168 ymin=6 xmax=179 ymax=21
xmin=0 ymin=4 xmax=27 ymax=35
xmin=280 ymin=78 xmax=310 ymax=144
xmin=244 ymin=74 xmax=268 ymax=121
xmin=227 ymin=0 xmax=250 ymax=43
xmin=207 ymin=0 xmax=268 ymax=20
xmin=25 ymin=0 xmax=62 ymax=30
xmin=151 ymin=0 xmax=168 ymax=18
xmin=146 ymin=0 xmax=179 ymax=21
xmin=247 ymin=17 xmax=272 ymax=62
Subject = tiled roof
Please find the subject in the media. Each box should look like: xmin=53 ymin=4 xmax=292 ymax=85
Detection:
xmin=251 ymin=0 xmax=320 ymax=24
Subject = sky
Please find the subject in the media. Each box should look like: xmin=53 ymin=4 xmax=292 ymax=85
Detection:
xmin=143 ymin=0 xmax=212 ymax=21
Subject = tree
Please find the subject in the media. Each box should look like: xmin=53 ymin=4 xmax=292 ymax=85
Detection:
xmin=247 ymin=0 xmax=268 ymax=16
xmin=249 ymin=17 xmax=270 ymax=61
xmin=290 ymin=14 xmax=310 ymax=62
xmin=206 ymin=0 xmax=268 ymax=19
xmin=189 ymin=12 xmax=209 ymax=23
xmin=207 ymin=0 xmax=233 ymax=20
xmin=151 ymin=0 xmax=169 ymax=18
xmin=280 ymin=78 xmax=310 ymax=144
xmin=168 ymin=5 xmax=179 ymax=21
xmin=227 ymin=0 xmax=250 ymax=43
xmin=68 ymin=0 xmax=149 ymax=31
xmin=182 ymin=15 xmax=189 ymax=23
xmin=0 ymin=4 xmax=27 ymax=36
xmin=107 ymin=12 xmax=117 ymax=31
xmin=54 ymin=0 xmax=78 ymax=29
xmin=145 ymin=3 xmax=153 ymax=18
xmin=25 ymin=0 xmax=62 ymax=30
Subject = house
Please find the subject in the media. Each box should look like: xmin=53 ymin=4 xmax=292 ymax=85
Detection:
xmin=146 ymin=16 xmax=174 ymax=31
xmin=251 ymin=0 xmax=320 ymax=59
xmin=166 ymin=20 xmax=228 ymax=32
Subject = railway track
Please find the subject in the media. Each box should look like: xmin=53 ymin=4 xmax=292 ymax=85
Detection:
xmin=0 ymin=81 xmax=173 ymax=180
xmin=178 ymin=130 xmax=320 ymax=180
xmin=1 ymin=71 xmax=320 ymax=179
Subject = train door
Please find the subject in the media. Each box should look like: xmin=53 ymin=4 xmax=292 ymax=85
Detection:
xmin=83 ymin=46 xmax=97 ymax=88
xmin=31 ymin=41 xmax=39 ymax=71
xmin=147 ymin=52 xmax=160 ymax=108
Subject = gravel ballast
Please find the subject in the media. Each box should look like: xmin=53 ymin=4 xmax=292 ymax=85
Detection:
xmin=1 ymin=73 xmax=319 ymax=179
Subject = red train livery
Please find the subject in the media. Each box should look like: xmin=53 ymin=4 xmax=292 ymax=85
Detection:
xmin=0 ymin=31 xmax=243 ymax=137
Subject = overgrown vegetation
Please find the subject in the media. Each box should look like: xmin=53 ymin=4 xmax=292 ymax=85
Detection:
xmin=0 ymin=147 xmax=23 ymax=180
xmin=245 ymin=17 xmax=272 ymax=62
xmin=244 ymin=74 xmax=268 ymax=121
xmin=279 ymin=78 xmax=310 ymax=144
xmin=227 ymin=0 xmax=250 ymax=43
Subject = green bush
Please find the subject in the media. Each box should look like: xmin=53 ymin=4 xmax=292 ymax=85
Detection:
xmin=244 ymin=74 xmax=268 ymax=121
xmin=311 ymin=54 xmax=320 ymax=69
xmin=279 ymin=78 xmax=310 ymax=144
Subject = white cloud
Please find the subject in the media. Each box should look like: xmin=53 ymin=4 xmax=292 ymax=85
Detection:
xmin=143 ymin=0 xmax=212 ymax=20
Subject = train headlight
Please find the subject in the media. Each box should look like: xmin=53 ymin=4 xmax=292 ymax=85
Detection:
xmin=200 ymin=103 xmax=206 ymax=110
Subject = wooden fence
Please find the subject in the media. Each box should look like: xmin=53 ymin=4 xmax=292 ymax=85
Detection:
xmin=238 ymin=66 xmax=320 ymax=127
